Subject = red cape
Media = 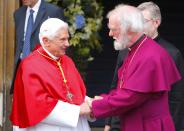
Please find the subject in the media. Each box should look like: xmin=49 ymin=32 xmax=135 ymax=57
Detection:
xmin=10 ymin=47 xmax=86 ymax=127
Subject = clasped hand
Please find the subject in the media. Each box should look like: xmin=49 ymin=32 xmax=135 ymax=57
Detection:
xmin=80 ymin=96 xmax=103 ymax=116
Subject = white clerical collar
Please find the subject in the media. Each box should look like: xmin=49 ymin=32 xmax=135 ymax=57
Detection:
xmin=42 ymin=46 xmax=59 ymax=60
xmin=128 ymin=34 xmax=145 ymax=51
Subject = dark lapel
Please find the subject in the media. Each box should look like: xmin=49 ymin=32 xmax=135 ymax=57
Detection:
xmin=32 ymin=0 xmax=46 ymax=34
xmin=19 ymin=6 xmax=27 ymax=42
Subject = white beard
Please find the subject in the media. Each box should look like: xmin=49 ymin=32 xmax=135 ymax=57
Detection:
xmin=114 ymin=41 xmax=125 ymax=50
xmin=113 ymin=36 xmax=129 ymax=50
xmin=113 ymin=29 xmax=130 ymax=50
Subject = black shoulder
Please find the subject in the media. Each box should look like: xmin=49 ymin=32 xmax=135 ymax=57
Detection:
xmin=43 ymin=1 xmax=63 ymax=11
xmin=14 ymin=6 xmax=27 ymax=17
xmin=41 ymin=1 xmax=65 ymax=20
xmin=157 ymin=37 xmax=178 ymax=51
xmin=157 ymin=37 xmax=182 ymax=63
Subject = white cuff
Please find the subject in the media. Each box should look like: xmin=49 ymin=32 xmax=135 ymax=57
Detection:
xmin=41 ymin=100 xmax=80 ymax=127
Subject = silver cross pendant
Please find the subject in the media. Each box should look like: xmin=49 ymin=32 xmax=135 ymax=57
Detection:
xmin=67 ymin=91 xmax=73 ymax=101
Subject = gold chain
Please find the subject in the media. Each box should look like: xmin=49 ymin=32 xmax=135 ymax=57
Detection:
xmin=37 ymin=49 xmax=73 ymax=101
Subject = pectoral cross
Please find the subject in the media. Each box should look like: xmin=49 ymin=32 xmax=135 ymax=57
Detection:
xmin=37 ymin=51 xmax=74 ymax=101
xmin=120 ymin=69 xmax=125 ymax=88
xmin=120 ymin=80 xmax=124 ymax=88
xmin=57 ymin=61 xmax=73 ymax=102
xmin=67 ymin=91 xmax=73 ymax=101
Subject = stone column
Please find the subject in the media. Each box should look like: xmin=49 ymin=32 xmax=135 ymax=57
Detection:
xmin=0 ymin=0 xmax=19 ymax=131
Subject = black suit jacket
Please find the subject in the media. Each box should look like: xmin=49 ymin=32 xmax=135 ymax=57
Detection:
xmin=106 ymin=35 xmax=184 ymax=131
xmin=155 ymin=36 xmax=184 ymax=130
xmin=11 ymin=0 xmax=65 ymax=94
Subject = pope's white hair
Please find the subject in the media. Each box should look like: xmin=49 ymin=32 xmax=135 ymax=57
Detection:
xmin=39 ymin=18 xmax=68 ymax=46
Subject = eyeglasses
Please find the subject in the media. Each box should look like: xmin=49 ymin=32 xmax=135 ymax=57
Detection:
xmin=144 ymin=18 xmax=153 ymax=23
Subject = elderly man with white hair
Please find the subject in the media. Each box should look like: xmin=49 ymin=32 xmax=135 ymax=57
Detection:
xmin=10 ymin=18 xmax=91 ymax=131
xmin=80 ymin=4 xmax=181 ymax=131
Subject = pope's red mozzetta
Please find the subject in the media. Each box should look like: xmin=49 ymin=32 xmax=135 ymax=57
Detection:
xmin=10 ymin=47 xmax=86 ymax=128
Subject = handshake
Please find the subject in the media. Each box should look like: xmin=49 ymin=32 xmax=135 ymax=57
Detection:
xmin=79 ymin=96 xmax=103 ymax=116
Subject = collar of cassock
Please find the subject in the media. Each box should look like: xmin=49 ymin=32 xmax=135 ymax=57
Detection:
xmin=37 ymin=47 xmax=62 ymax=65
xmin=153 ymin=34 xmax=160 ymax=42
xmin=128 ymin=34 xmax=146 ymax=51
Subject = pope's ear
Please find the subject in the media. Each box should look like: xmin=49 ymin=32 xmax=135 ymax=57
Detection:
xmin=42 ymin=37 xmax=50 ymax=47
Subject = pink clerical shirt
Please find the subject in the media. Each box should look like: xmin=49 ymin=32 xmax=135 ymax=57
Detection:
xmin=92 ymin=35 xmax=181 ymax=131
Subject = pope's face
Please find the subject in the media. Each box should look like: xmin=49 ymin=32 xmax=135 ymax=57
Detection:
xmin=45 ymin=28 xmax=70 ymax=57
xmin=22 ymin=0 xmax=38 ymax=8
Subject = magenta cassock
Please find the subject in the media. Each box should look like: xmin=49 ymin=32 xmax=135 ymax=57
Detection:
xmin=92 ymin=36 xmax=181 ymax=131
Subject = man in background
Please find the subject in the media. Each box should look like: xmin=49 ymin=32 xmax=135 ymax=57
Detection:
xmin=104 ymin=2 xmax=184 ymax=131
xmin=10 ymin=0 xmax=65 ymax=94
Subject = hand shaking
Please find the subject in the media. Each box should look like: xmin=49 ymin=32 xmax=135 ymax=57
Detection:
xmin=80 ymin=102 xmax=91 ymax=115
xmin=80 ymin=96 xmax=104 ymax=116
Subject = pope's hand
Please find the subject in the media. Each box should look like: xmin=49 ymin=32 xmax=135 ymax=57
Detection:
xmin=80 ymin=102 xmax=91 ymax=115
